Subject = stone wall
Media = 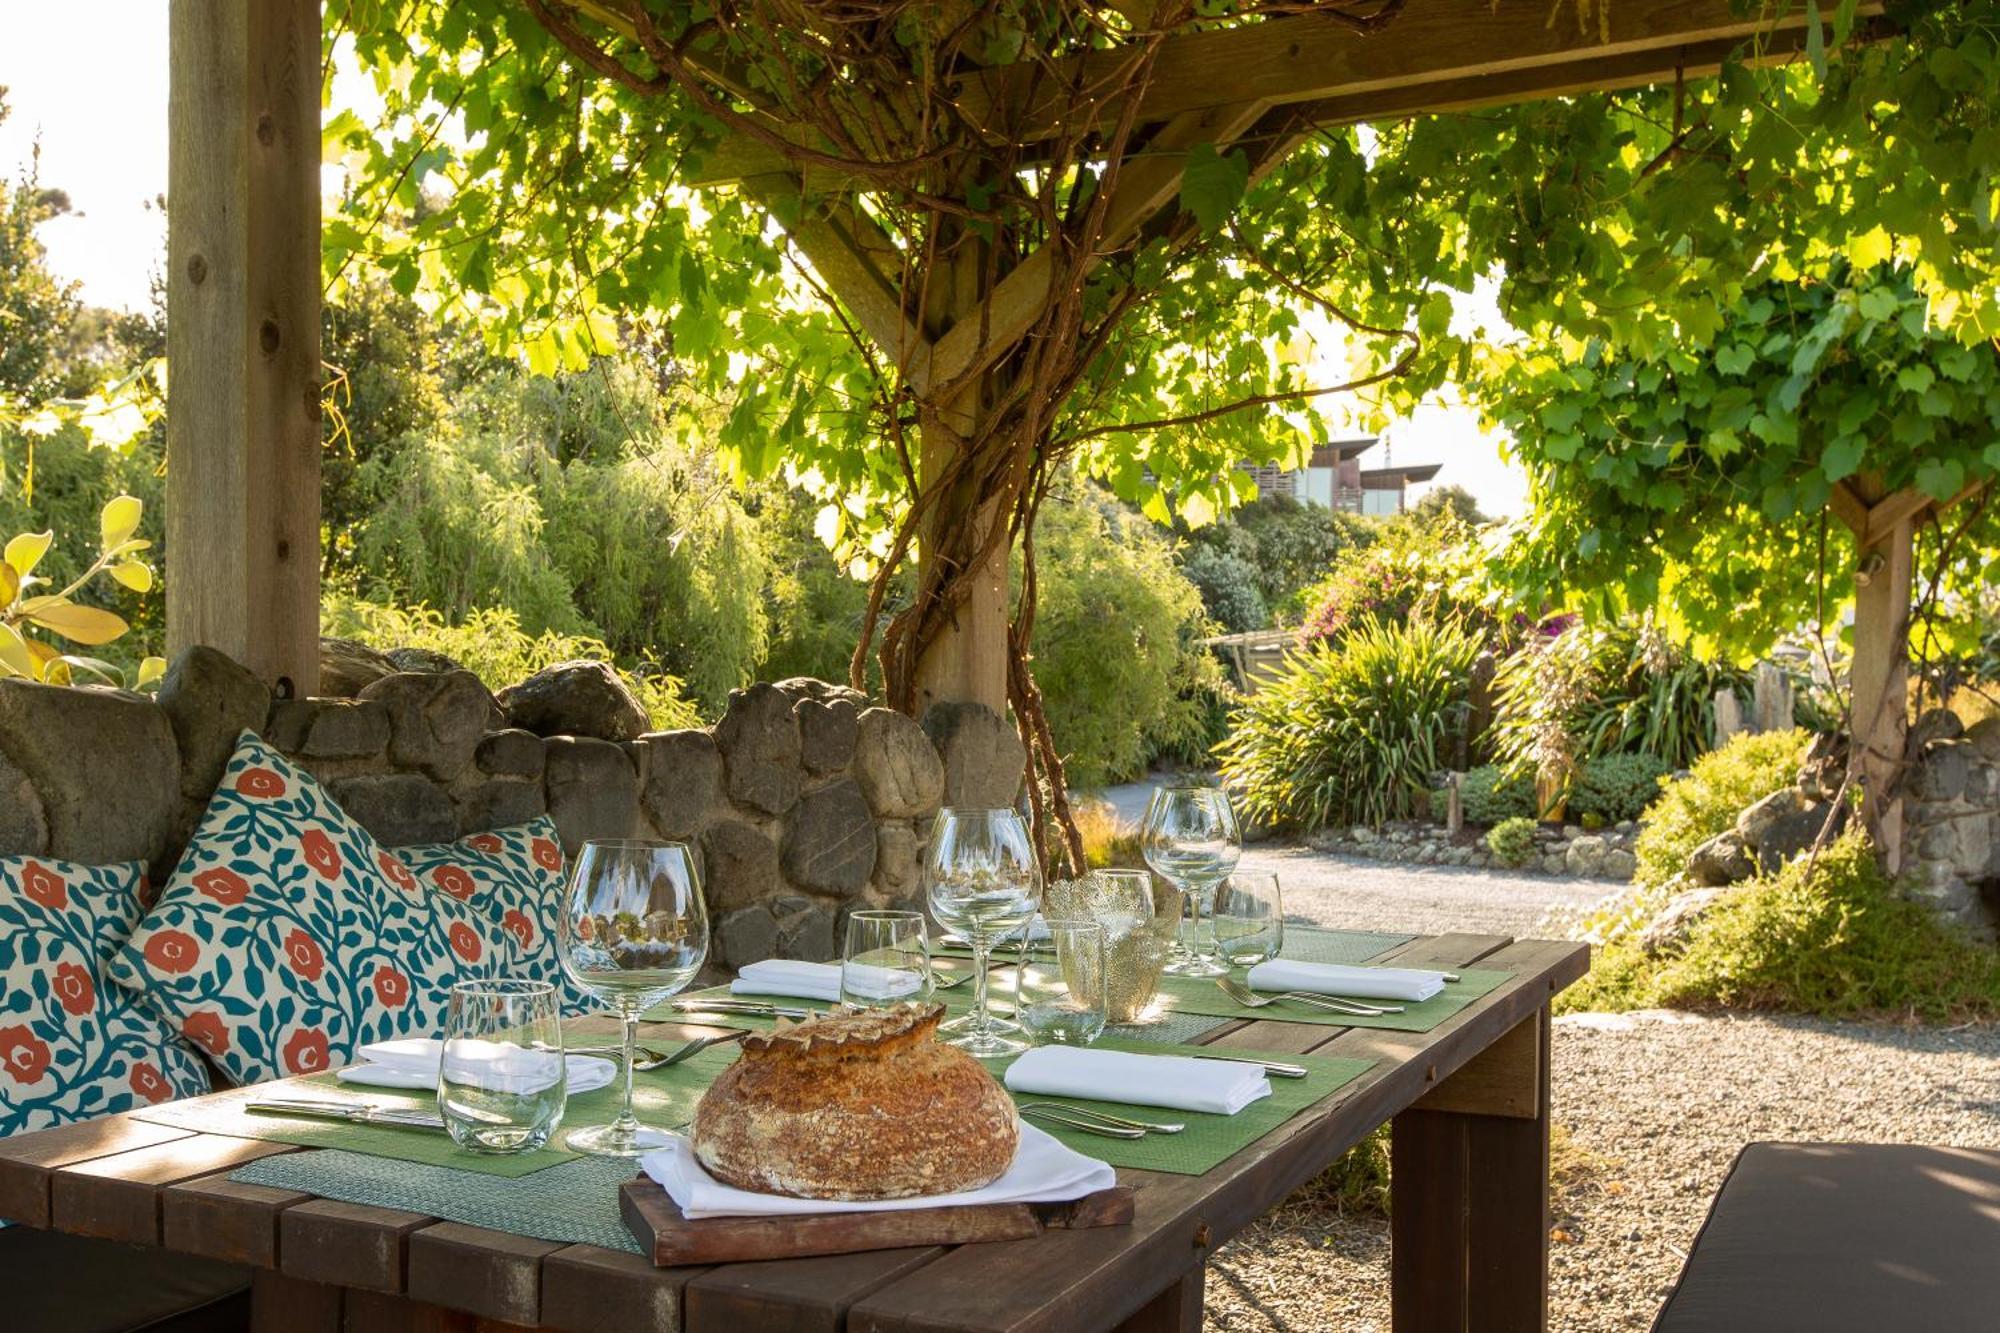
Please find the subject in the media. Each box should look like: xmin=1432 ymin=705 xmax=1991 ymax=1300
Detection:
xmin=1309 ymin=819 xmax=1640 ymax=880
xmin=1904 ymin=714 xmax=2000 ymax=942
xmin=0 ymin=644 xmax=1026 ymax=968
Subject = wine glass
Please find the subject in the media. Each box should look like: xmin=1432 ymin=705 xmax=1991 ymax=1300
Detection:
xmin=1141 ymin=786 xmax=1241 ymax=977
xmin=554 ymin=840 xmax=708 ymax=1156
xmin=925 ymin=807 xmax=1040 ymax=1057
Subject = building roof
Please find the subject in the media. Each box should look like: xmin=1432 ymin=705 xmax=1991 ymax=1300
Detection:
xmin=1359 ymin=462 xmax=1443 ymax=487
xmin=1306 ymin=437 xmax=1379 ymax=468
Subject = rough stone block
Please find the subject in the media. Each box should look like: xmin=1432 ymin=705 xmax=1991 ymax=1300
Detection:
xmin=796 ymin=697 xmax=860 ymax=775
xmin=360 ymin=670 xmax=493 ymax=781
xmin=386 ymin=646 xmax=468 ymax=676
xmin=453 ymin=778 xmax=548 ymax=836
xmin=1735 ymin=787 xmax=1804 ymax=849
xmin=476 ymin=728 xmax=546 ymax=779
xmin=771 ymin=677 xmax=867 ymax=707
xmin=328 ymin=773 xmax=457 ymax=847
xmin=781 ymin=778 xmax=877 ymax=895
xmin=1967 ymin=716 xmax=2000 ymax=763
xmin=639 ymin=729 xmax=725 ymax=840
xmin=773 ymin=895 xmax=837 ymax=962
xmin=716 ymin=904 xmax=778 ymax=969
xmin=497 ymin=660 xmax=649 ymax=742
xmin=0 ymin=746 xmax=49 ymax=855
xmin=156 ymin=645 xmax=271 ymax=801
xmin=853 ymin=707 xmax=944 ymax=818
xmin=319 ymin=636 xmax=397 ymax=697
xmin=1755 ymin=803 xmax=1844 ymax=874
xmin=543 ymin=736 xmax=639 ymax=853
xmin=265 ymin=698 xmax=391 ymax=760
xmin=1910 ymin=741 xmax=1970 ymax=804
xmin=702 ymin=819 xmax=782 ymax=914
xmin=1687 ymin=830 xmax=1754 ymax=886
xmin=1564 ymin=834 xmax=1608 ymax=877
xmin=714 ymin=682 xmax=803 ymax=816
xmin=920 ymin=701 xmax=1025 ymax=809
xmin=0 ymin=680 xmax=179 ymax=867
xmin=870 ymin=820 xmax=921 ymax=902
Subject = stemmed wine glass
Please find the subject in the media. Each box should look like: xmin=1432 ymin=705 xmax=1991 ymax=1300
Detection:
xmin=925 ymin=807 xmax=1040 ymax=1057
xmin=1141 ymin=786 xmax=1241 ymax=977
xmin=554 ymin=839 xmax=708 ymax=1156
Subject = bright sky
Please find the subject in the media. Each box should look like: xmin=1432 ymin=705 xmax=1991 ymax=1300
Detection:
xmin=0 ymin=8 xmax=1527 ymax=515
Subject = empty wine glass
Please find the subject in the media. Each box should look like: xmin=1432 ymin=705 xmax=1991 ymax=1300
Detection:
xmin=1214 ymin=871 xmax=1285 ymax=968
xmin=925 ymin=807 xmax=1040 ymax=1057
xmin=554 ymin=840 xmax=708 ymax=1156
xmin=1141 ymin=786 xmax=1241 ymax=977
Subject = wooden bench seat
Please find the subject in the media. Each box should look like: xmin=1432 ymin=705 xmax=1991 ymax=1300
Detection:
xmin=1 ymin=1224 xmax=249 ymax=1332
xmin=1654 ymin=1142 xmax=2000 ymax=1332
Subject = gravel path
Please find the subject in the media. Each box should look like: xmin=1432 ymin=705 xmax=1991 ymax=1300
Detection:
xmin=1239 ymin=844 xmax=1603 ymax=939
xmin=1204 ymin=1010 xmax=2000 ymax=1332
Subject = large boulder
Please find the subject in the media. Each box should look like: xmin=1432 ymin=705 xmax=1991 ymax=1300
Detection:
xmin=451 ymin=778 xmax=547 ymax=837
xmin=360 ymin=670 xmax=493 ymax=781
xmin=1755 ymin=802 xmax=1844 ymax=874
xmin=702 ymin=819 xmax=782 ymax=914
xmin=1687 ymin=830 xmax=1754 ymax=886
xmin=156 ymin=646 xmax=271 ymax=801
xmin=1564 ymin=834 xmax=1609 ymax=877
xmin=543 ymin=737 xmax=640 ymax=852
xmin=386 ymin=646 xmax=470 ymax=676
xmin=713 ymin=683 xmax=803 ymax=816
xmin=852 ymin=707 xmax=944 ymax=818
xmin=772 ymin=893 xmax=837 ymax=962
xmin=328 ymin=774 xmax=456 ymax=847
xmin=1637 ymin=885 xmax=1729 ymax=955
xmin=319 ymin=637 xmax=397 ymax=697
xmin=796 ymin=697 xmax=860 ymax=775
xmin=1735 ymin=787 xmax=1804 ymax=851
xmin=1966 ymin=716 xmax=2000 ymax=764
xmin=475 ymin=728 xmax=546 ymax=779
xmin=771 ymin=677 xmax=867 ymax=707
xmin=263 ymin=698 xmax=390 ymax=761
xmin=497 ymin=660 xmax=649 ymax=743
xmin=0 ymin=746 xmax=48 ymax=855
xmin=716 ymin=904 xmax=779 ymax=969
xmin=639 ymin=729 xmax=725 ymax=840
xmin=0 ymin=680 xmax=179 ymax=868
xmin=921 ymin=701 xmax=1025 ymax=809
xmin=781 ymin=778 xmax=877 ymax=895
xmin=871 ymin=819 xmax=922 ymax=905
xmin=1910 ymin=741 xmax=1970 ymax=804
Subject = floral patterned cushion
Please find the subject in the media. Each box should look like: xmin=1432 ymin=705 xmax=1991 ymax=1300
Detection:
xmin=0 ymin=857 xmax=210 ymax=1136
xmin=397 ymin=819 xmax=591 ymax=1013
xmin=109 ymin=735 xmax=494 ymax=1087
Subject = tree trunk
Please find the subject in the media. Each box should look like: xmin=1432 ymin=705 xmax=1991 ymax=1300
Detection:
xmin=1848 ymin=511 xmax=1913 ymax=870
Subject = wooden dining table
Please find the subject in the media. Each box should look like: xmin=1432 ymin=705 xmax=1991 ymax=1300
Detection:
xmin=0 ymin=931 xmax=1586 ymax=1332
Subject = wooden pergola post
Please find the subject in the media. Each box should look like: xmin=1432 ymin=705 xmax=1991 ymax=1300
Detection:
xmin=165 ymin=0 xmax=322 ymax=696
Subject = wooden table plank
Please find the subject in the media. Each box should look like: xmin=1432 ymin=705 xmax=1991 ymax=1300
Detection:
xmin=685 ymin=1245 xmax=944 ymax=1333
xmin=541 ymin=1245 xmax=713 ymax=1333
xmin=405 ymin=1220 xmax=567 ymax=1326
xmin=845 ymin=935 xmax=1553 ymax=1333
xmin=51 ymin=1134 xmax=297 ymax=1244
xmin=0 ymin=1112 xmax=194 ymax=1227
xmin=163 ymin=1168 xmax=315 ymax=1266
xmin=282 ymin=1198 xmax=438 ymax=1293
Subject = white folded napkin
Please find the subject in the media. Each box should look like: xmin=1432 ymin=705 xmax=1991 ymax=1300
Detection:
xmin=337 ymin=1037 xmax=616 ymax=1094
xmin=1245 ymin=959 xmax=1446 ymax=1003
xmin=1003 ymin=1045 xmax=1270 ymax=1116
xmin=640 ymin=1122 xmax=1113 ymax=1219
xmin=731 ymin=958 xmax=922 ymax=1003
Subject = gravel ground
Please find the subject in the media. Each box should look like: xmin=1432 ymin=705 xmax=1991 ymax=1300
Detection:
xmin=1204 ymin=1008 xmax=2000 ymax=1332
xmin=1238 ymin=844 xmax=1604 ymax=939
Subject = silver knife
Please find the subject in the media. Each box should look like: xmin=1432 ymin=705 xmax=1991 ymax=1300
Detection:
xmin=668 ymin=996 xmax=816 ymax=1016
xmin=246 ymin=1098 xmax=446 ymax=1130
xmin=1190 ymin=1054 xmax=1310 ymax=1079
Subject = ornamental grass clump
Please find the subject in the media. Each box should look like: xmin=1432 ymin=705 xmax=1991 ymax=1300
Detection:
xmin=1218 ymin=617 xmax=1481 ymax=831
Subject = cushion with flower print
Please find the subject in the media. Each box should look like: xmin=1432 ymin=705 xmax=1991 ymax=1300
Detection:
xmin=0 ymin=856 xmax=210 ymax=1136
xmin=396 ymin=819 xmax=592 ymax=1014
xmin=108 ymin=733 xmax=499 ymax=1087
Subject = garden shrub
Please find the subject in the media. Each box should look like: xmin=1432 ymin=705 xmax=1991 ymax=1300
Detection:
xmin=1564 ymin=830 xmax=2000 ymax=1021
xmin=1185 ymin=494 xmax=1378 ymax=626
xmin=1299 ymin=512 xmax=1493 ymax=646
xmin=1181 ymin=545 xmax=1268 ymax=633
xmin=1632 ymin=729 xmax=1809 ymax=889
xmin=1486 ymin=816 xmax=1538 ymax=867
xmin=1431 ymin=764 xmax=1538 ymax=824
xmin=1218 ymin=617 xmax=1481 ymax=830
xmin=1567 ymin=752 xmax=1674 ymax=825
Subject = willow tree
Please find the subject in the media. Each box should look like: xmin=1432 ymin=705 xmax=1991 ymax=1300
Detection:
xmin=323 ymin=0 xmax=1995 ymax=862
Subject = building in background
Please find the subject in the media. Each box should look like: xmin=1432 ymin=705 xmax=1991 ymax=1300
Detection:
xmin=1243 ymin=437 xmax=1442 ymax=515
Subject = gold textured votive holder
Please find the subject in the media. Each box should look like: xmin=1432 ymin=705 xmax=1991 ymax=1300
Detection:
xmin=1046 ymin=874 xmax=1182 ymax=1024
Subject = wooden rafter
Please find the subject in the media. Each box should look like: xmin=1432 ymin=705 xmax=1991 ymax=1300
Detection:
xmin=1832 ymin=477 xmax=1990 ymax=550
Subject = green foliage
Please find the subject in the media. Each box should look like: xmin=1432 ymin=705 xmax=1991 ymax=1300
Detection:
xmin=1564 ymin=831 xmax=2000 ymax=1022
xmin=1438 ymin=764 xmax=1538 ymax=825
xmin=1485 ymin=817 xmax=1539 ymax=868
xmin=1179 ymin=546 xmax=1267 ymax=634
xmin=1632 ymin=729 xmax=1810 ymax=891
xmin=1302 ymin=513 xmax=1496 ymax=646
xmin=321 ymin=595 xmax=699 ymax=731
xmin=1028 ymin=490 xmax=1222 ymax=789
xmin=1186 ymin=494 xmax=1378 ymax=626
xmin=1569 ymin=752 xmax=1673 ymax=825
xmin=753 ymin=483 xmax=891 ymax=691
xmin=1407 ymin=484 xmax=1487 ymax=528
xmin=1218 ymin=618 xmax=1482 ymax=830
xmin=0 ymin=97 xmax=79 ymax=400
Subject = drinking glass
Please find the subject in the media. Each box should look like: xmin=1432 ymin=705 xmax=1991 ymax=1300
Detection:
xmin=925 ymin=807 xmax=1040 ymax=1056
xmin=1141 ymin=786 xmax=1241 ymax=977
xmin=841 ymin=910 xmax=933 ymax=1009
xmin=437 ymin=979 xmax=566 ymax=1154
xmin=1213 ymin=871 xmax=1285 ymax=968
xmin=1017 ymin=919 xmax=1107 ymax=1046
xmin=555 ymin=840 xmax=708 ymax=1156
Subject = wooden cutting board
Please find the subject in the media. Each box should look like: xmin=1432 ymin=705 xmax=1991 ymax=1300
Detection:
xmin=619 ymin=1177 xmax=1135 ymax=1265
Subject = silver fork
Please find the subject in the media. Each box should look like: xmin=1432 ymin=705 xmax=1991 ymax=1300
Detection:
xmin=1017 ymin=1102 xmax=1184 ymax=1134
xmin=1016 ymin=1105 xmax=1145 ymax=1139
xmin=1217 ymin=977 xmax=1401 ymax=1017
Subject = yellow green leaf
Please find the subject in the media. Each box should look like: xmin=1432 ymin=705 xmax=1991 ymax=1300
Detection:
xmin=4 ymin=531 xmax=52 ymax=578
xmin=135 ymin=655 xmax=167 ymax=689
xmin=1845 ymin=225 xmax=1893 ymax=270
xmin=100 ymin=495 xmax=143 ymax=550
xmin=26 ymin=602 xmax=130 ymax=646
xmin=0 ymin=561 xmax=17 ymax=607
xmin=109 ymin=560 xmax=154 ymax=593
xmin=39 ymin=656 xmax=70 ymax=686
xmin=0 ymin=623 xmax=32 ymax=678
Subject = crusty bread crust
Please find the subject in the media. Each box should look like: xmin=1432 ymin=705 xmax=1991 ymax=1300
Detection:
xmin=691 ymin=1003 xmax=1019 ymax=1200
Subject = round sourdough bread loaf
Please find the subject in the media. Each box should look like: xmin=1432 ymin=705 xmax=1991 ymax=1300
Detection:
xmin=690 ymin=1002 xmax=1018 ymax=1200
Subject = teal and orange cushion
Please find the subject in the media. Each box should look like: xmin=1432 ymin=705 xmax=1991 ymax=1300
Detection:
xmin=0 ymin=856 xmax=210 ymax=1136
xmin=109 ymin=735 xmax=495 ymax=1087
xmin=397 ymin=818 xmax=589 ymax=1013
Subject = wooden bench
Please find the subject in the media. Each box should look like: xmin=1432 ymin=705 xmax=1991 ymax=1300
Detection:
xmin=1653 ymin=1142 xmax=2000 ymax=1332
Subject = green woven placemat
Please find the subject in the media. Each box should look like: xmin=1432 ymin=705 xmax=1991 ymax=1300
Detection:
xmin=983 ymin=1037 xmax=1372 ymax=1176
xmin=1147 ymin=968 xmax=1513 ymax=1032
xmin=135 ymin=1037 xmax=743 ymax=1178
